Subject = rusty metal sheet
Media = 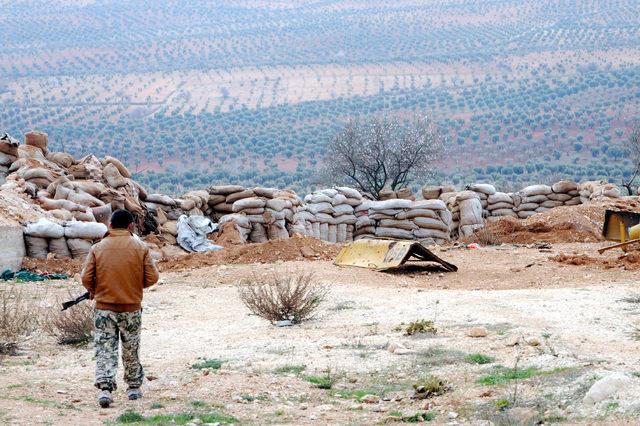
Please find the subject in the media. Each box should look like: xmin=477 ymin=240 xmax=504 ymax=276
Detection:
xmin=333 ymin=239 xmax=457 ymax=272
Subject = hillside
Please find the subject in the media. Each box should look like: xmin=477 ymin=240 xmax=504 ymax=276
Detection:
xmin=1 ymin=0 xmax=639 ymax=194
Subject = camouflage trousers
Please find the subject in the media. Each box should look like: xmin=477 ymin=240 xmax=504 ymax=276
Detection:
xmin=94 ymin=309 xmax=144 ymax=391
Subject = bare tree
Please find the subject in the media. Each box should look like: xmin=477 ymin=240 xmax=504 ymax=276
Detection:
xmin=622 ymin=125 xmax=640 ymax=196
xmin=323 ymin=115 xmax=443 ymax=199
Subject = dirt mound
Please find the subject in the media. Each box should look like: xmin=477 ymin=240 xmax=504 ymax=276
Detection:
xmin=552 ymin=251 xmax=640 ymax=271
xmin=212 ymin=222 xmax=246 ymax=247
xmin=21 ymin=257 xmax=84 ymax=275
xmin=483 ymin=198 xmax=640 ymax=244
xmin=0 ymin=188 xmax=51 ymax=226
xmin=158 ymin=234 xmax=342 ymax=272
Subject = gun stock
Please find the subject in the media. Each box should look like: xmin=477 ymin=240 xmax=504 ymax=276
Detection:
xmin=61 ymin=292 xmax=90 ymax=311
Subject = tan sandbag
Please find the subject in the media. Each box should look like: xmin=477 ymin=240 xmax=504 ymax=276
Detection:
xmin=67 ymin=238 xmax=93 ymax=259
xmin=72 ymin=180 xmax=106 ymax=197
xmin=132 ymin=180 xmax=148 ymax=200
xmin=46 ymin=152 xmax=75 ymax=168
xmin=49 ymin=238 xmax=71 ymax=258
xmin=50 ymin=209 xmax=73 ymax=221
xmin=395 ymin=209 xmax=439 ymax=220
xmin=209 ymin=185 xmax=245 ymax=195
xmin=413 ymin=217 xmax=450 ymax=232
xmin=177 ymin=198 xmax=196 ymax=211
xmin=68 ymin=163 xmax=89 ymax=179
xmin=159 ymin=233 xmax=177 ymax=245
xmin=266 ymin=198 xmax=292 ymax=212
xmin=395 ymin=188 xmax=414 ymax=200
xmin=551 ymin=180 xmax=578 ymax=193
xmin=413 ymin=228 xmax=449 ymax=240
xmin=267 ymin=219 xmax=289 ymax=240
xmin=155 ymin=208 xmax=168 ymax=225
xmin=375 ymin=227 xmax=413 ymax=239
xmin=91 ymin=204 xmax=112 ymax=225
xmin=73 ymin=210 xmax=96 ymax=222
xmin=160 ymin=220 xmax=178 ymax=236
xmin=249 ymin=222 xmax=268 ymax=243
xmin=102 ymin=155 xmax=131 ymax=178
xmin=336 ymin=187 xmax=362 ymax=199
xmin=28 ymin=177 xmax=53 ymax=188
xmin=421 ymin=186 xmax=441 ymax=200
xmin=379 ymin=219 xmax=418 ymax=231
xmin=521 ymin=184 xmax=552 ymax=197
xmin=145 ymin=193 xmax=176 ymax=206
xmin=226 ymin=189 xmax=255 ymax=204
xmin=208 ymin=194 xmax=226 ymax=206
xmin=25 ymin=131 xmax=48 ymax=152
xmin=161 ymin=244 xmax=188 ymax=258
xmin=24 ymin=235 xmax=49 ymax=259
xmin=378 ymin=188 xmax=396 ymax=200
xmin=123 ymin=196 xmax=144 ymax=216
xmin=0 ymin=139 xmax=19 ymax=156
xmin=17 ymin=145 xmax=46 ymax=161
xmin=103 ymin=163 xmax=128 ymax=188
xmin=54 ymin=184 xmax=73 ymax=200
xmin=253 ymin=187 xmax=277 ymax=198
xmin=232 ymin=197 xmax=266 ymax=212
xmin=23 ymin=167 xmax=56 ymax=182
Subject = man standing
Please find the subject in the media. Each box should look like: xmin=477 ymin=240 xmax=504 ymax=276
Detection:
xmin=81 ymin=209 xmax=159 ymax=408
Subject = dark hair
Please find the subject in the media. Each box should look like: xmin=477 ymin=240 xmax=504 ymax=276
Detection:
xmin=110 ymin=209 xmax=134 ymax=229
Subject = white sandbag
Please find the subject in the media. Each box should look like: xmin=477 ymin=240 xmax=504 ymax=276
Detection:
xmin=332 ymin=204 xmax=354 ymax=216
xmin=551 ymin=181 xmax=578 ymax=193
xmin=337 ymin=223 xmax=348 ymax=242
xmin=439 ymin=191 xmax=458 ymax=202
xmin=319 ymin=223 xmax=329 ymax=240
xmin=218 ymin=214 xmax=251 ymax=229
xmin=306 ymin=193 xmax=333 ymax=204
xmin=24 ymin=218 xmax=64 ymax=238
xmin=24 ymin=235 xmax=49 ymax=259
xmin=487 ymin=202 xmax=515 ymax=211
xmin=396 ymin=209 xmax=439 ymax=220
xmin=233 ymin=197 xmax=266 ymax=212
xmin=456 ymin=190 xmax=480 ymax=202
xmin=487 ymin=192 xmax=513 ymax=204
xmin=64 ymin=221 xmax=108 ymax=239
xmin=413 ymin=199 xmax=447 ymax=210
xmin=67 ymin=238 xmax=93 ymax=259
xmin=540 ymin=200 xmax=564 ymax=208
xmin=177 ymin=215 xmax=221 ymax=252
xmin=327 ymin=224 xmax=337 ymax=243
xmin=516 ymin=202 xmax=539 ymax=211
xmin=49 ymin=238 xmax=71 ymax=258
xmin=413 ymin=217 xmax=449 ymax=232
xmin=468 ymin=183 xmax=496 ymax=195
xmin=331 ymin=193 xmax=348 ymax=206
xmin=370 ymin=199 xmax=413 ymax=210
xmin=68 ymin=189 xmax=104 ymax=207
xmin=334 ymin=215 xmax=357 ymax=225
xmin=319 ymin=188 xmax=338 ymax=198
xmin=413 ymin=228 xmax=449 ymax=240
xmin=72 ymin=180 xmax=106 ymax=197
xmin=308 ymin=202 xmax=334 ymax=215
xmin=354 ymin=200 xmax=372 ymax=213
xmin=336 ymin=187 xmax=362 ymax=199
xmin=379 ymin=219 xmax=418 ymax=231
xmin=253 ymin=187 xmax=278 ymax=198
xmin=459 ymin=198 xmax=483 ymax=226
xmin=374 ymin=227 xmax=414 ymax=240
xmin=521 ymin=184 xmax=552 ymax=197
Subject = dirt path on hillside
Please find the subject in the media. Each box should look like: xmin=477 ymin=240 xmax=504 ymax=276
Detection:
xmin=3 ymin=244 xmax=640 ymax=425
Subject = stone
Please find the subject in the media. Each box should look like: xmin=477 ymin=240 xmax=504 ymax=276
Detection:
xmin=448 ymin=411 xmax=459 ymax=419
xmin=583 ymin=373 xmax=630 ymax=405
xmin=501 ymin=407 xmax=540 ymax=425
xmin=360 ymin=394 xmax=381 ymax=404
xmin=527 ymin=338 xmax=541 ymax=347
xmin=466 ymin=327 xmax=488 ymax=338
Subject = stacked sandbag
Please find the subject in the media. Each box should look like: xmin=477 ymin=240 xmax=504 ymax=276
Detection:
xmin=23 ymin=218 xmax=106 ymax=259
xmin=512 ymin=184 xmax=554 ymax=218
xmin=486 ymin=192 xmax=517 ymax=218
xmin=355 ymin=199 xmax=451 ymax=243
xmin=466 ymin=183 xmax=496 ymax=217
xmin=550 ymin=180 xmax=581 ymax=206
xmin=455 ymin=191 xmax=484 ymax=237
xmin=579 ymin=181 xmax=621 ymax=202
xmin=207 ymin=185 xmax=247 ymax=219
xmin=299 ymin=187 xmax=362 ymax=243
xmin=421 ymin=184 xmax=457 ymax=200
xmin=0 ymin=133 xmax=19 ymax=180
xmin=378 ymin=187 xmax=415 ymax=201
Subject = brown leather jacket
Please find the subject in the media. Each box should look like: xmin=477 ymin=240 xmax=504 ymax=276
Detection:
xmin=81 ymin=229 xmax=159 ymax=312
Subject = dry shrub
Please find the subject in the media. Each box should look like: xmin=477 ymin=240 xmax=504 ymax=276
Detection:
xmin=0 ymin=287 xmax=38 ymax=355
xmin=470 ymin=227 xmax=503 ymax=246
xmin=238 ymin=272 xmax=329 ymax=324
xmin=45 ymin=294 xmax=94 ymax=345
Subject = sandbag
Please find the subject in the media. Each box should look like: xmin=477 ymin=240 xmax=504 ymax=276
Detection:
xmin=468 ymin=183 xmax=496 ymax=195
xmin=218 ymin=214 xmax=251 ymax=229
xmin=370 ymin=199 xmax=413 ymax=210
xmin=49 ymin=238 xmax=71 ymax=258
xmin=521 ymin=184 xmax=552 ymax=197
xmin=518 ymin=210 xmax=537 ymax=219
xmin=160 ymin=220 xmax=178 ymax=236
xmin=547 ymin=193 xmax=573 ymax=202
xmin=565 ymin=198 xmax=582 ymax=206
xmin=24 ymin=236 xmax=49 ymax=259
xmin=18 ymin=145 xmax=46 ymax=161
xmin=0 ymin=138 xmax=19 ymax=156
xmin=325 ymin=224 xmax=337 ymax=243
xmin=24 ymin=218 xmax=65 ymax=238
xmin=490 ymin=208 xmax=518 ymax=218
xmin=226 ymin=189 xmax=255 ymax=204
xmin=64 ymin=221 xmax=107 ymax=239
xmin=91 ymin=204 xmax=112 ymax=225
xmin=413 ymin=199 xmax=447 ymax=210
xmin=487 ymin=192 xmax=512 ymax=204
xmin=332 ymin=204 xmax=354 ymax=216
xmin=233 ymin=197 xmax=266 ymax=212
xmin=0 ymin=151 xmax=16 ymax=167
xmin=374 ymin=227 xmax=413 ymax=240
xmin=487 ymin=202 xmax=515 ymax=211
xmin=249 ymin=223 xmax=268 ymax=243
xmin=145 ymin=193 xmax=176 ymax=207
xmin=209 ymin=185 xmax=245 ymax=195
xmin=522 ymin=195 xmax=549 ymax=204
xmin=266 ymin=198 xmax=292 ymax=212
xmin=379 ymin=219 xmax=418 ymax=231
xmin=50 ymin=209 xmax=73 ymax=221
xmin=47 ymin=152 xmax=75 ymax=168
xmin=336 ymin=187 xmax=362 ymax=199
xmin=308 ymin=202 xmax=334 ymax=215
xmin=177 ymin=198 xmax=196 ymax=211
xmin=102 ymin=156 xmax=131 ymax=178
xmin=68 ymin=189 xmax=104 ymax=207
xmin=306 ymin=193 xmax=333 ymax=204
xmin=378 ymin=189 xmax=396 ymax=200
xmin=67 ymin=238 xmax=93 ymax=259
xmin=319 ymin=223 xmax=329 ymax=240
xmin=395 ymin=209 xmax=438 ymax=220
xmin=22 ymin=167 xmax=56 ymax=182
xmin=459 ymin=198 xmax=483 ymax=226
xmin=516 ymin=202 xmax=539 ymax=211
xmin=413 ymin=217 xmax=449 ymax=232
xmin=267 ymin=220 xmax=289 ymax=240
xmin=540 ymin=200 xmax=564 ymax=208
xmin=103 ymin=163 xmax=128 ymax=188
xmin=334 ymin=215 xmax=357 ymax=225
xmin=25 ymin=131 xmax=48 ymax=152
xmin=413 ymin=228 xmax=449 ymax=240
xmin=551 ymin=181 xmax=578 ymax=193
xmin=456 ymin=190 xmax=479 ymax=202
xmin=421 ymin=186 xmax=441 ymax=200
xmin=336 ymin=223 xmax=348 ymax=242
xmin=254 ymin=187 xmax=277 ymax=198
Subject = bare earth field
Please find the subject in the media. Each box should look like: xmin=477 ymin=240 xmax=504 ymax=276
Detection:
xmin=2 ymin=243 xmax=640 ymax=425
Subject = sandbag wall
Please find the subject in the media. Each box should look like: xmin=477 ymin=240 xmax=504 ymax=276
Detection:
xmin=208 ymin=186 xmax=301 ymax=243
xmin=293 ymin=188 xmax=361 ymax=242
xmin=23 ymin=218 xmax=107 ymax=259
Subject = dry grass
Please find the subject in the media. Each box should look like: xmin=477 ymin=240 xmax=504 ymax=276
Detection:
xmin=44 ymin=294 xmax=94 ymax=345
xmin=237 ymin=272 xmax=329 ymax=324
xmin=0 ymin=287 xmax=38 ymax=355
xmin=470 ymin=227 xmax=503 ymax=246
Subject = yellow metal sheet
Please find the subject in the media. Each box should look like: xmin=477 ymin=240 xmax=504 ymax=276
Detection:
xmin=333 ymin=239 xmax=458 ymax=272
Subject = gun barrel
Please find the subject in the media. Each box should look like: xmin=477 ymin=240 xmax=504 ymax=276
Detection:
xmin=61 ymin=292 xmax=91 ymax=311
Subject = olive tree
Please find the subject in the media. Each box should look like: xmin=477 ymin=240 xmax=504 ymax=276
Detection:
xmin=323 ymin=115 xmax=444 ymax=199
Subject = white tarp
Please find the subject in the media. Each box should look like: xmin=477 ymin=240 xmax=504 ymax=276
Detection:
xmin=176 ymin=215 xmax=221 ymax=253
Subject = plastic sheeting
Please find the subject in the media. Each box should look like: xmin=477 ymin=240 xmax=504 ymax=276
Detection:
xmin=176 ymin=215 xmax=221 ymax=253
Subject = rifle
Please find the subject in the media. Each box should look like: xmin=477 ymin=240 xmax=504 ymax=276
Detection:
xmin=61 ymin=292 xmax=90 ymax=311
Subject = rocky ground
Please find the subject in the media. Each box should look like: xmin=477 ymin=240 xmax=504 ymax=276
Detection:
xmin=2 ymin=242 xmax=640 ymax=425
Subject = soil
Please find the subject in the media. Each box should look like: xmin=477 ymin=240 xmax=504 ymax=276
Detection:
xmin=3 ymin=243 xmax=640 ymax=425
xmin=481 ymin=198 xmax=640 ymax=244
xmin=552 ymin=251 xmax=640 ymax=271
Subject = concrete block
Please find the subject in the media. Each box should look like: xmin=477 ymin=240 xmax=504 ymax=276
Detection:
xmin=0 ymin=226 xmax=25 ymax=272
